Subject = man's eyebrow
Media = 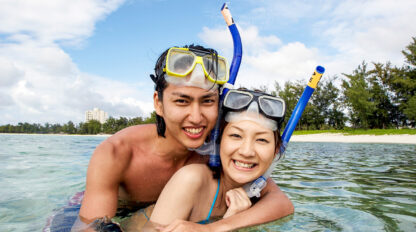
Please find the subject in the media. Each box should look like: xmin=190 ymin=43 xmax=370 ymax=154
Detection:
xmin=202 ymin=92 xmax=219 ymax=98
xmin=171 ymin=92 xmax=192 ymax=99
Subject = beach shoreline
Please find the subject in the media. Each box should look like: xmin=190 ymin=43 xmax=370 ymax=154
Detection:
xmin=0 ymin=133 xmax=112 ymax=137
xmin=291 ymin=133 xmax=416 ymax=144
xmin=1 ymin=133 xmax=415 ymax=144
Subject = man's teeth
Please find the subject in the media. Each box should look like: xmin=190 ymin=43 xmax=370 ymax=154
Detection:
xmin=234 ymin=160 xmax=255 ymax=168
xmin=185 ymin=128 xmax=203 ymax=134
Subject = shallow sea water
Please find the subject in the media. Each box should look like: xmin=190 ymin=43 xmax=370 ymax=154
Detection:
xmin=0 ymin=134 xmax=415 ymax=231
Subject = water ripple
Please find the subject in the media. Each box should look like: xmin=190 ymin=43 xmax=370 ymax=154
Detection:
xmin=1 ymin=135 xmax=415 ymax=231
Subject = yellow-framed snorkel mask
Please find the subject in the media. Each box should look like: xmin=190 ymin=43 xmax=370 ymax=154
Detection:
xmin=163 ymin=47 xmax=229 ymax=89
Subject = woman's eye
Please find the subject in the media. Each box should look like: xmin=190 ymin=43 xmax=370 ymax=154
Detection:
xmin=230 ymin=133 xmax=242 ymax=138
xmin=257 ymin=138 xmax=270 ymax=143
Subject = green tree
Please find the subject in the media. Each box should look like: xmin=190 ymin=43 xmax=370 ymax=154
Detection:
xmin=80 ymin=120 xmax=102 ymax=134
xmin=143 ymin=111 xmax=157 ymax=124
xmin=116 ymin=117 xmax=129 ymax=131
xmin=403 ymin=96 xmax=416 ymax=127
xmin=278 ymin=80 xmax=304 ymax=128
xmin=64 ymin=121 xmax=76 ymax=134
xmin=128 ymin=117 xmax=144 ymax=126
xmin=366 ymin=62 xmax=397 ymax=128
xmin=310 ymin=76 xmax=346 ymax=129
xmin=102 ymin=117 xmax=118 ymax=134
xmin=399 ymin=37 xmax=416 ymax=126
xmin=342 ymin=62 xmax=376 ymax=129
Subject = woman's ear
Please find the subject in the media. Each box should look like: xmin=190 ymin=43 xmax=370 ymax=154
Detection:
xmin=154 ymin=91 xmax=163 ymax=117
xmin=274 ymin=147 xmax=280 ymax=157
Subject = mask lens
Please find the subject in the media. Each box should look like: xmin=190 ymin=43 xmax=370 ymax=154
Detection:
xmin=167 ymin=49 xmax=195 ymax=75
xmin=259 ymin=96 xmax=284 ymax=118
xmin=203 ymin=56 xmax=228 ymax=82
xmin=224 ymin=91 xmax=252 ymax=110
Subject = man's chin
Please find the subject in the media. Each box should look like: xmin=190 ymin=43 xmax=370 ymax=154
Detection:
xmin=186 ymin=139 xmax=206 ymax=150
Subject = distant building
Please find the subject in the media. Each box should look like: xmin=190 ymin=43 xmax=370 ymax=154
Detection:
xmin=85 ymin=108 xmax=108 ymax=124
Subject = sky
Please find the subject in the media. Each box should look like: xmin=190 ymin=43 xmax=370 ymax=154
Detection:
xmin=1 ymin=0 xmax=416 ymax=125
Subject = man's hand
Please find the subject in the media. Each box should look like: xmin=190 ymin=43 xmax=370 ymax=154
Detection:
xmin=223 ymin=187 xmax=252 ymax=218
xmin=158 ymin=219 xmax=212 ymax=232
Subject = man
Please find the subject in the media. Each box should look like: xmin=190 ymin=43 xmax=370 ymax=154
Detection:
xmin=77 ymin=45 xmax=294 ymax=231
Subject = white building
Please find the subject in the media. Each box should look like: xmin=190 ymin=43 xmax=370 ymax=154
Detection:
xmin=85 ymin=108 xmax=108 ymax=124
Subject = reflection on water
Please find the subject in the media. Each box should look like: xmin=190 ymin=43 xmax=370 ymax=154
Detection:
xmin=0 ymin=134 xmax=105 ymax=232
xmin=0 ymin=135 xmax=415 ymax=231
xmin=240 ymin=142 xmax=416 ymax=232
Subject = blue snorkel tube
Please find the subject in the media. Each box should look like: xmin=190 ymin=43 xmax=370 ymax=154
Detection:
xmin=281 ymin=66 xmax=325 ymax=152
xmin=208 ymin=3 xmax=243 ymax=167
xmin=244 ymin=66 xmax=326 ymax=198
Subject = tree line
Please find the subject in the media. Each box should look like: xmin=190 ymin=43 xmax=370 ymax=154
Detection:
xmin=272 ymin=36 xmax=415 ymax=130
xmin=1 ymin=37 xmax=415 ymax=134
xmin=0 ymin=112 xmax=157 ymax=135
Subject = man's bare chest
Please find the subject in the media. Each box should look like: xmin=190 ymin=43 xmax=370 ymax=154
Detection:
xmin=120 ymin=161 xmax=178 ymax=202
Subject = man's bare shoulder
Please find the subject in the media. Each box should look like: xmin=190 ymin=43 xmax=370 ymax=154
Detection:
xmin=110 ymin=124 xmax=156 ymax=143
xmin=91 ymin=124 xmax=157 ymax=166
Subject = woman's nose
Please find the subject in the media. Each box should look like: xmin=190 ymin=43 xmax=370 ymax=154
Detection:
xmin=238 ymin=139 xmax=255 ymax=157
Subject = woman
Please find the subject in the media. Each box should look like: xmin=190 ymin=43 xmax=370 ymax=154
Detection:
xmin=146 ymin=88 xmax=292 ymax=231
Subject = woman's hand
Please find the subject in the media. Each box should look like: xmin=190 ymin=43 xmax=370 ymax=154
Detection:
xmin=158 ymin=219 xmax=212 ymax=232
xmin=223 ymin=187 xmax=252 ymax=218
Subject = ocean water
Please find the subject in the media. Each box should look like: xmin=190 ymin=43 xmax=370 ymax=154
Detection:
xmin=0 ymin=134 xmax=415 ymax=232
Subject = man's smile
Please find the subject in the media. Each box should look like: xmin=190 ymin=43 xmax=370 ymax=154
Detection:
xmin=183 ymin=127 xmax=205 ymax=138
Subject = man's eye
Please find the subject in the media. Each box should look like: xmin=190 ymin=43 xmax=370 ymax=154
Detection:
xmin=175 ymin=99 xmax=188 ymax=104
xmin=203 ymin=99 xmax=215 ymax=104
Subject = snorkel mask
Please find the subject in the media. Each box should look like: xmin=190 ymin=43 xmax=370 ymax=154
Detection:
xmin=223 ymin=89 xmax=286 ymax=198
xmin=223 ymin=89 xmax=285 ymax=131
xmin=163 ymin=47 xmax=229 ymax=90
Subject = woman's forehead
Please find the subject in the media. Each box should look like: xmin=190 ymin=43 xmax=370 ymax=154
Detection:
xmin=226 ymin=120 xmax=274 ymax=135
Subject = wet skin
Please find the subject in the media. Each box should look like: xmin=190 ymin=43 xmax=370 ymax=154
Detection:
xmin=148 ymin=120 xmax=280 ymax=226
xmin=78 ymin=84 xmax=219 ymax=223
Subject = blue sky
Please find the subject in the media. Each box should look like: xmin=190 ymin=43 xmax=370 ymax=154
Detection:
xmin=1 ymin=0 xmax=416 ymax=124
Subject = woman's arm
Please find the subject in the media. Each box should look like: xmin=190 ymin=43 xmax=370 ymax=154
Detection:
xmin=208 ymin=178 xmax=294 ymax=231
xmin=159 ymin=178 xmax=293 ymax=232
xmin=149 ymin=164 xmax=206 ymax=225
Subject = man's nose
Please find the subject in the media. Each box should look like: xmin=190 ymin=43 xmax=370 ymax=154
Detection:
xmin=188 ymin=103 xmax=203 ymax=124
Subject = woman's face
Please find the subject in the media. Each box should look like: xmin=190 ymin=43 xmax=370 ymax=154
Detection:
xmin=220 ymin=120 xmax=276 ymax=185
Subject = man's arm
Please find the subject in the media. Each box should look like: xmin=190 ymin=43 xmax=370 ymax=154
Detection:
xmin=78 ymin=139 xmax=130 ymax=223
xmin=207 ymin=178 xmax=294 ymax=231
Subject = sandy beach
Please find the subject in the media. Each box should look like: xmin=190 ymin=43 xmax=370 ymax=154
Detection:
xmin=291 ymin=133 xmax=416 ymax=144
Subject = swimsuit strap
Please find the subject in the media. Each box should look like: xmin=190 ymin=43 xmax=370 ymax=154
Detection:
xmin=205 ymin=177 xmax=220 ymax=222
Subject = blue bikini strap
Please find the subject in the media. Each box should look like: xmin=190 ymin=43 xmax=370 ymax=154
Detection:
xmin=205 ymin=177 xmax=220 ymax=221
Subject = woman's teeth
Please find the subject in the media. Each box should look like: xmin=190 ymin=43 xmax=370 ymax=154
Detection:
xmin=234 ymin=160 xmax=255 ymax=168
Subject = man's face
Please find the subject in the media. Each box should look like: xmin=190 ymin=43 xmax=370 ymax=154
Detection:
xmin=155 ymin=84 xmax=219 ymax=149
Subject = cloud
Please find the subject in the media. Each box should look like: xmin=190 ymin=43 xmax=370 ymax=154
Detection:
xmin=200 ymin=0 xmax=416 ymax=91
xmin=0 ymin=0 xmax=154 ymax=125
xmin=0 ymin=0 xmax=124 ymax=44
xmin=199 ymin=25 xmax=319 ymax=90
xmin=0 ymin=57 xmax=24 ymax=87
